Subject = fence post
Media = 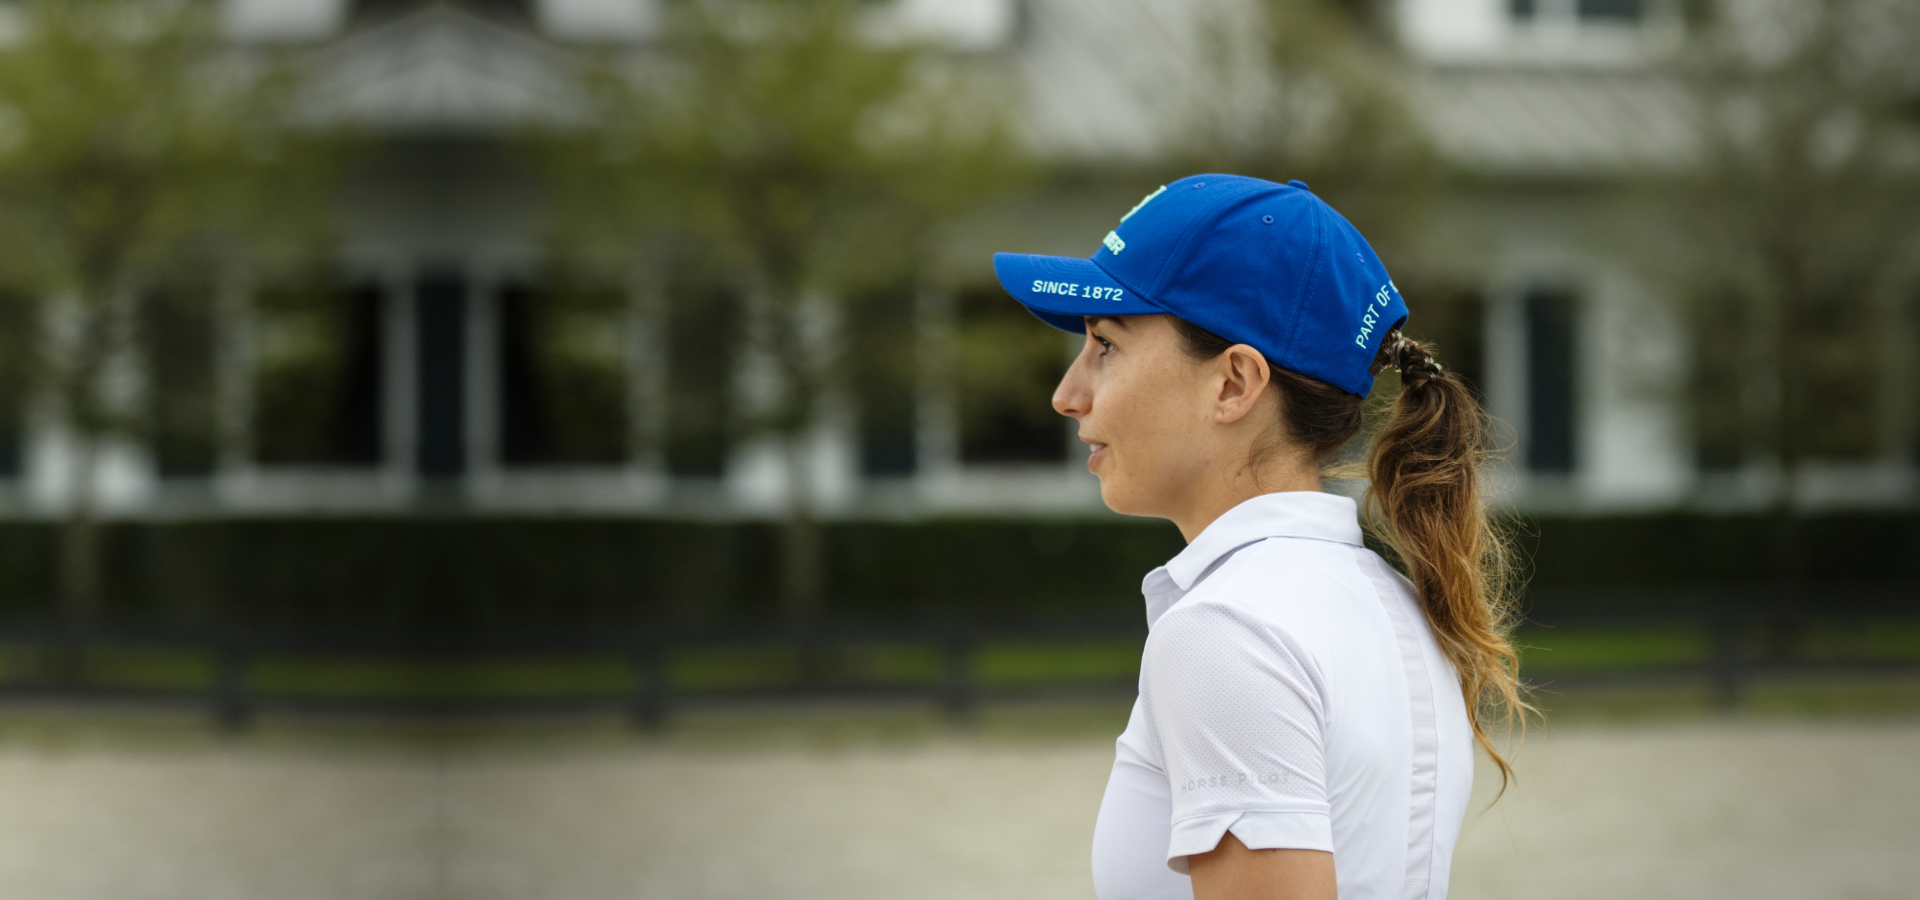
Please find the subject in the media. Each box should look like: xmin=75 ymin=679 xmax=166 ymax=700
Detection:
xmin=630 ymin=637 xmax=669 ymax=731
xmin=940 ymin=627 xmax=976 ymax=720
xmin=47 ymin=621 xmax=89 ymax=688
xmin=1709 ymin=616 xmax=1743 ymax=712
xmin=214 ymin=632 xmax=252 ymax=733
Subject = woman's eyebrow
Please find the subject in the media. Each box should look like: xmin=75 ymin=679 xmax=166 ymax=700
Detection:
xmin=1086 ymin=315 xmax=1128 ymax=331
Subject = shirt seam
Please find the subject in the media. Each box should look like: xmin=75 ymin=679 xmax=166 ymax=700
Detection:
xmin=1353 ymin=547 xmax=1440 ymax=900
xmin=1169 ymin=807 xmax=1331 ymax=824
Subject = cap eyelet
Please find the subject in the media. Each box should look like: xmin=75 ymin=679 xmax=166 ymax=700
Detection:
xmin=1193 ymin=182 xmax=1206 ymax=188
xmin=1262 ymin=215 xmax=1274 ymax=224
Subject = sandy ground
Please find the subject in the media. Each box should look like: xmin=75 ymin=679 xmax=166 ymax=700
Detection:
xmin=0 ymin=717 xmax=1914 ymax=899
xmin=0 ymin=745 xmax=441 ymax=900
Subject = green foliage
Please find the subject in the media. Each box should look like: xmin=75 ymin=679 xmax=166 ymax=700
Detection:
xmin=502 ymin=281 xmax=629 ymax=464
xmin=538 ymin=0 xmax=1021 ymax=440
xmin=1666 ymin=0 xmax=1920 ymax=472
xmin=0 ymin=0 xmax=345 ymax=619
xmin=0 ymin=0 xmax=344 ymax=438
xmin=251 ymin=282 xmax=371 ymax=463
xmin=953 ymin=286 xmax=1070 ymax=463
xmin=0 ymin=0 xmax=341 ymax=320
xmin=1176 ymin=0 xmax=1438 ymax=256
xmin=532 ymin=0 xmax=1027 ymax=620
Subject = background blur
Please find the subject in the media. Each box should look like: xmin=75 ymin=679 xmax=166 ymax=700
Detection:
xmin=0 ymin=0 xmax=1915 ymax=898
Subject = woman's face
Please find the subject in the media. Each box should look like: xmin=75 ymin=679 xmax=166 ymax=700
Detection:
xmin=1052 ymin=315 xmax=1222 ymax=519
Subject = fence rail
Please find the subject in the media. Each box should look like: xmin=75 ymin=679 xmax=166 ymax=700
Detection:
xmin=0 ymin=611 xmax=1915 ymax=731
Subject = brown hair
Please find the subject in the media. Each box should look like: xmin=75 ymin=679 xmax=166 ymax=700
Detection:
xmin=1171 ymin=316 xmax=1531 ymax=794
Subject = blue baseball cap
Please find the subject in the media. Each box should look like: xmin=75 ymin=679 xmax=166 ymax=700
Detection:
xmin=993 ymin=174 xmax=1407 ymax=396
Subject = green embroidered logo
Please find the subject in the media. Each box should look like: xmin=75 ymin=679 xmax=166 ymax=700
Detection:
xmin=1120 ymin=185 xmax=1166 ymax=223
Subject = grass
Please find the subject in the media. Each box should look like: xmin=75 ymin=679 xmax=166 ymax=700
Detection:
xmin=1513 ymin=626 xmax=1704 ymax=672
xmin=0 ymin=623 xmax=1914 ymax=715
xmin=976 ymin=639 xmax=1144 ymax=688
xmin=0 ymin=644 xmax=216 ymax=692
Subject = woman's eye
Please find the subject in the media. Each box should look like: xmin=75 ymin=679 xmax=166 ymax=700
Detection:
xmin=1094 ymin=335 xmax=1114 ymax=355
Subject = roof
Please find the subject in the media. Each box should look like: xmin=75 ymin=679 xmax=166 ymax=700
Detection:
xmin=1408 ymin=65 xmax=1697 ymax=176
xmin=299 ymin=5 xmax=578 ymax=134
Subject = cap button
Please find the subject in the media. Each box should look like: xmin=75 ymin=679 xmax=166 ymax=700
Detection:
xmin=1288 ymin=180 xmax=1309 ymax=190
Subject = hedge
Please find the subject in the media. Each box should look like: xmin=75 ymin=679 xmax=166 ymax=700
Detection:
xmin=0 ymin=511 xmax=1912 ymax=638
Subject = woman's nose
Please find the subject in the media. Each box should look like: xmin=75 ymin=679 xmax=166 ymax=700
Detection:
xmin=1053 ymin=353 xmax=1091 ymax=419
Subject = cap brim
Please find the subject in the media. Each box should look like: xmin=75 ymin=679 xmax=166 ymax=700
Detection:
xmin=992 ymin=252 xmax=1165 ymax=333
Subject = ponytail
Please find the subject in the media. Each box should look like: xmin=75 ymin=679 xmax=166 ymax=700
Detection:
xmin=1365 ymin=330 xmax=1531 ymax=794
xmin=1171 ymin=316 xmax=1531 ymax=797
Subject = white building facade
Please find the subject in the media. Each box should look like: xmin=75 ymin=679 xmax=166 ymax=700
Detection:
xmin=0 ymin=0 xmax=1913 ymax=521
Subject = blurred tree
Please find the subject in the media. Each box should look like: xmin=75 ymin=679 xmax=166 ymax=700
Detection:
xmin=953 ymin=284 xmax=1069 ymax=465
xmin=537 ymin=0 xmax=1019 ymax=627
xmin=1672 ymin=0 xmax=1920 ymax=497
xmin=1176 ymin=0 xmax=1440 ymax=260
xmin=251 ymin=281 xmax=384 ymax=466
xmin=1664 ymin=0 xmax=1920 ymax=655
xmin=0 ymin=0 xmax=339 ymax=643
xmin=499 ymin=279 xmax=629 ymax=466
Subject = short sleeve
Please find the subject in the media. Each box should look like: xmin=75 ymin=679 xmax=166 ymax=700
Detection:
xmin=1140 ymin=601 xmax=1332 ymax=872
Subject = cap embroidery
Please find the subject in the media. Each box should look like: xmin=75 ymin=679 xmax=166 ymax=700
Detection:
xmin=1119 ymin=185 xmax=1167 ymax=223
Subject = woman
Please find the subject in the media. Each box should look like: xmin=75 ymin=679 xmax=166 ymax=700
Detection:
xmin=992 ymin=174 xmax=1527 ymax=900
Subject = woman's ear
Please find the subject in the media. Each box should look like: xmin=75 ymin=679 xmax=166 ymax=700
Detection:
xmin=1213 ymin=344 xmax=1273 ymax=425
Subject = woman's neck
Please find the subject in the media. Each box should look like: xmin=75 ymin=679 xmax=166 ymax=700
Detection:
xmin=1171 ymin=458 xmax=1323 ymax=543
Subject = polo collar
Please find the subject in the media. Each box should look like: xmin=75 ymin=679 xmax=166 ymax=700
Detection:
xmin=1162 ymin=491 xmax=1365 ymax=592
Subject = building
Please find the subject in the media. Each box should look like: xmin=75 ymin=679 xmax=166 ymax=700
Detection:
xmin=0 ymin=0 xmax=1913 ymax=521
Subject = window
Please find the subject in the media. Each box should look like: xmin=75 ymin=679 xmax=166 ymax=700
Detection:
xmin=847 ymin=285 xmax=918 ymax=478
xmin=1510 ymin=0 xmax=1644 ymax=25
xmin=254 ymin=283 xmax=384 ymax=466
xmin=1689 ymin=290 xmax=1748 ymax=471
xmin=954 ymin=286 xmax=1067 ymax=464
xmin=0 ymin=290 xmax=27 ymax=479
xmin=1524 ymin=288 xmax=1577 ymax=474
xmin=1692 ymin=288 xmax=1878 ymax=468
xmin=1401 ymin=286 xmax=1487 ymax=399
xmin=350 ymin=0 xmax=530 ymax=22
xmin=1913 ymin=296 xmax=1920 ymax=469
xmin=0 ymin=390 xmax=18 ymax=479
xmin=499 ymin=282 xmax=628 ymax=466
xmin=1576 ymin=0 xmax=1642 ymax=21
xmin=663 ymin=281 xmax=739 ymax=479
xmin=415 ymin=274 xmax=467 ymax=479
xmin=1781 ymin=294 xmax=1875 ymax=461
xmin=143 ymin=286 xmax=219 ymax=479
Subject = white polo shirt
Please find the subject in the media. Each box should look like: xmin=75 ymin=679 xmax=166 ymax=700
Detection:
xmin=1091 ymin=491 xmax=1473 ymax=900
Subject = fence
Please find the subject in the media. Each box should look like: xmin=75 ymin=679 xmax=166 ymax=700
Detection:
xmin=0 ymin=614 xmax=1912 ymax=733
xmin=0 ymin=620 xmax=1126 ymax=730
xmin=0 ymin=608 xmax=1916 ymax=731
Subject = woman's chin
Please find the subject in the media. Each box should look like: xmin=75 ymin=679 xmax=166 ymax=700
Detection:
xmin=1097 ymin=481 xmax=1147 ymax=518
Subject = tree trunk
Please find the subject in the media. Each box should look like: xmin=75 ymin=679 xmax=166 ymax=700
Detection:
xmin=1760 ymin=292 xmax=1805 ymax=666
xmin=53 ymin=434 xmax=101 ymax=685
xmin=779 ymin=432 xmax=834 ymax=686
xmin=780 ymin=506 xmax=822 ymax=627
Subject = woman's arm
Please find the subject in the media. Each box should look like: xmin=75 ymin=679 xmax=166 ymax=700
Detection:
xmin=1188 ymin=832 xmax=1335 ymax=900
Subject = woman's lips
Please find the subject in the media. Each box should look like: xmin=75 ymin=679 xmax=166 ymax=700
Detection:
xmin=1086 ymin=443 xmax=1108 ymax=471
